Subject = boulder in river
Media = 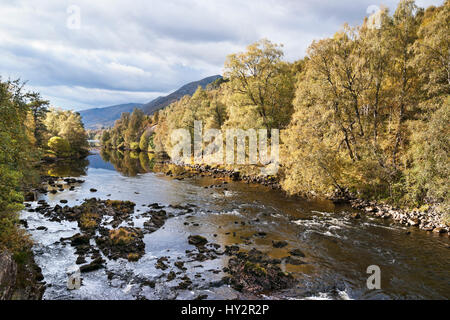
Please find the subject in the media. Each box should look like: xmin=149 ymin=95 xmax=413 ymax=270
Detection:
xmin=95 ymin=227 xmax=145 ymax=262
xmin=224 ymin=248 xmax=296 ymax=294
xmin=289 ymin=249 xmax=305 ymax=257
xmin=80 ymin=257 xmax=105 ymax=273
xmin=188 ymin=235 xmax=208 ymax=247
xmin=272 ymin=240 xmax=288 ymax=248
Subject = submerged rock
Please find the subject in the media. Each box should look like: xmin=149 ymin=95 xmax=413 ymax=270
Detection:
xmin=282 ymin=256 xmax=305 ymax=266
xmin=155 ymin=257 xmax=169 ymax=270
xmin=167 ymin=271 xmax=176 ymax=281
xmin=289 ymin=249 xmax=305 ymax=257
xmin=188 ymin=235 xmax=208 ymax=247
xmin=80 ymin=257 xmax=105 ymax=273
xmin=272 ymin=240 xmax=288 ymax=248
xmin=143 ymin=210 xmax=168 ymax=233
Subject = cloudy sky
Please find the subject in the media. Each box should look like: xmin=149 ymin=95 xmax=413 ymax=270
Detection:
xmin=0 ymin=0 xmax=442 ymax=111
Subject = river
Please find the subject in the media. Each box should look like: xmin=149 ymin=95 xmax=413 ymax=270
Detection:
xmin=20 ymin=150 xmax=450 ymax=300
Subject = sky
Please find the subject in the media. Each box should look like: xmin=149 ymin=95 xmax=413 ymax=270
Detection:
xmin=0 ymin=0 xmax=443 ymax=111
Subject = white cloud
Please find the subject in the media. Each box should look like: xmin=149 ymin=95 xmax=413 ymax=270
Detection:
xmin=0 ymin=0 xmax=443 ymax=110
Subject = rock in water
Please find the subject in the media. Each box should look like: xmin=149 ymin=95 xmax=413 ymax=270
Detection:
xmin=225 ymin=248 xmax=296 ymax=294
xmin=272 ymin=240 xmax=288 ymax=248
xmin=188 ymin=235 xmax=208 ymax=246
xmin=289 ymin=249 xmax=305 ymax=257
xmin=80 ymin=257 xmax=105 ymax=273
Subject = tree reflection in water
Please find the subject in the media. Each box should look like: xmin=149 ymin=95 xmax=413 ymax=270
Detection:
xmin=100 ymin=149 xmax=156 ymax=177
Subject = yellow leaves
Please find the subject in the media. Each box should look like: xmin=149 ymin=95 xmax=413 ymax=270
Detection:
xmin=281 ymin=0 xmax=449 ymax=202
xmin=109 ymin=228 xmax=137 ymax=246
xmin=80 ymin=212 xmax=100 ymax=230
xmin=224 ymin=39 xmax=295 ymax=131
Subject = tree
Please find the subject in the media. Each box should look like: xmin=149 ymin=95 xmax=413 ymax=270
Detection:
xmin=124 ymin=108 xmax=145 ymax=147
xmin=413 ymin=1 xmax=450 ymax=99
xmin=406 ymin=99 xmax=449 ymax=208
xmin=26 ymin=92 xmax=49 ymax=147
xmin=389 ymin=0 xmax=422 ymax=167
xmin=282 ymin=1 xmax=429 ymax=201
xmin=0 ymin=78 xmax=33 ymax=253
xmin=101 ymin=129 xmax=111 ymax=146
xmin=224 ymin=39 xmax=295 ymax=132
xmin=48 ymin=136 xmax=71 ymax=157
xmin=59 ymin=112 xmax=89 ymax=155
xmin=44 ymin=108 xmax=89 ymax=157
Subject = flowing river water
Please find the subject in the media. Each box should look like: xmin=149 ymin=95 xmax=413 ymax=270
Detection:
xmin=21 ymin=150 xmax=450 ymax=300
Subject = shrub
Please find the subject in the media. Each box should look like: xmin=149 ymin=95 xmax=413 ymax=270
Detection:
xmin=48 ymin=136 xmax=71 ymax=157
xmin=130 ymin=142 xmax=140 ymax=151
xmin=79 ymin=212 xmax=100 ymax=230
xmin=139 ymin=132 xmax=149 ymax=151
xmin=109 ymin=228 xmax=136 ymax=245
xmin=0 ymin=213 xmax=32 ymax=256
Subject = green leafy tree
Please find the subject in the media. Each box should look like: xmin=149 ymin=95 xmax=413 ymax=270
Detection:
xmin=26 ymin=92 xmax=49 ymax=147
xmin=44 ymin=108 xmax=89 ymax=157
xmin=0 ymin=78 xmax=33 ymax=253
xmin=48 ymin=136 xmax=71 ymax=157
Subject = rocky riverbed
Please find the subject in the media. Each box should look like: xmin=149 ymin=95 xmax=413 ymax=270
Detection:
xmin=24 ymin=194 xmax=301 ymax=298
xmin=16 ymin=150 xmax=450 ymax=300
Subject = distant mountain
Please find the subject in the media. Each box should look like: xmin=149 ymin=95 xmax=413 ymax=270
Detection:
xmin=79 ymin=103 xmax=143 ymax=129
xmin=80 ymin=75 xmax=222 ymax=129
xmin=142 ymin=75 xmax=222 ymax=114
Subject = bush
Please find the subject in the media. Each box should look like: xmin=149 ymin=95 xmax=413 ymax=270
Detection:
xmin=48 ymin=136 xmax=71 ymax=157
xmin=0 ymin=213 xmax=32 ymax=255
xmin=148 ymin=134 xmax=155 ymax=152
xmin=139 ymin=132 xmax=149 ymax=151
xmin=130 ymin=142 xmax=140 ymax=151
xmin=406 ymin=101 xmax=449 ymax=206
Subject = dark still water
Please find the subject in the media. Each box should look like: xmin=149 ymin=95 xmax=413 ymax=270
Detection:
xmin=21 ymin=150 xmax=450 ymax=300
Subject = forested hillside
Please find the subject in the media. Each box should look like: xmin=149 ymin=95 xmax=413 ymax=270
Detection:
xmin=79 ymin=76 xmax=222 ymax=129
xmin=79 ymin=103 xmax=144 ymax=130
xmin=101 ymin=0 xmax=448 ymax=213
xmin=142 ymin=75 xmax=223 ymax=114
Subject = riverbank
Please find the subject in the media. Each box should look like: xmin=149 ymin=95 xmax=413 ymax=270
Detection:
xmin=0 ymin=157 xmax=89 ymax=300
xmin=0 ymin=248 xmax=45 ymax=300
xmin=159 ymin=160 xmax=449 ymax=237
xmin=350 ymin=199 xmax=449 ymax=235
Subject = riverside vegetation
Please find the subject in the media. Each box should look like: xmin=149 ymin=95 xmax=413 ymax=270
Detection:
xmin=0 ymin=78 xmax=89 ymax=299
xmin=101 ymin=1 xmax=449 ymax=230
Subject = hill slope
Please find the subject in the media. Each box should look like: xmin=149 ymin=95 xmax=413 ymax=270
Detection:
xmin=79 ymin=103 xmax=143 ymax=129
xmin=80 ymin=75 xmax=222 ymax=129
xmin=142 ymin=75 xmax=222 ymax=114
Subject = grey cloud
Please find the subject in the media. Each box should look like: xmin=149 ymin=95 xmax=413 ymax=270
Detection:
xmin=0 ymin=0 xmax=443 ymax=110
